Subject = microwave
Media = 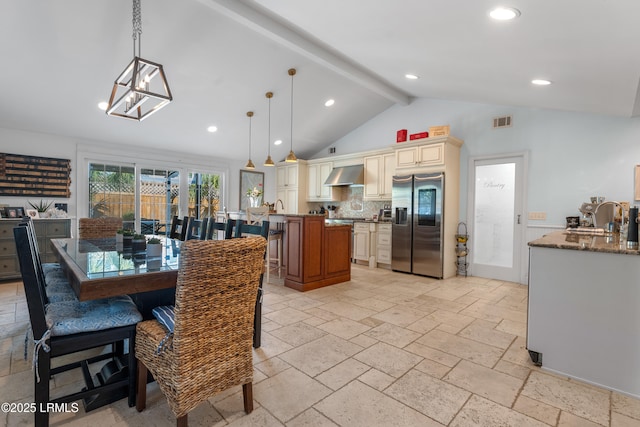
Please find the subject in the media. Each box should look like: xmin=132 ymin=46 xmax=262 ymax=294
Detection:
xmin=379 ymin=207 xmax=392 ymax=219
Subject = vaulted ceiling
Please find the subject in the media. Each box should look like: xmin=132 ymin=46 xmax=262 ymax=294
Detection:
xmin=1 ymin=0 xmax=639 ymax=161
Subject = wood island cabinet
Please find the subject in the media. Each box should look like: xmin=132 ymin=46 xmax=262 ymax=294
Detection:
xmin=284 ymin=215 xmax=350 ymax=291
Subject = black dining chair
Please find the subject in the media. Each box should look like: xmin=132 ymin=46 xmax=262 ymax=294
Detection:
xmin=185 ymin=217 xmax=205 ymax=240
xmin=232 ymin=220 xmax=270 ymax=348
xmin=20 ymin=219 xmax=76 ymax=303
xmin=206 ymin=219 xmax=234 ymax=240
xmin=169 ymin=216 xmax=190 ymax=240
xmin=14 ymin=225 xmax=143 ymax=427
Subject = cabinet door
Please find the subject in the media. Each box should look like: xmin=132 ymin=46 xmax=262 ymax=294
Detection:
xmin=353 ymin=230 xmax=369 ymax=261
xmin=285 ymin=188 xmax=299 ymax=214
xmin=418 ymin=143 xmax=444 ymax=166
xmin=395 ymin=147 xmax=418 ymax=168
xmin=276 ymin=166 xmax=287 ymax=188
xmin=286 ymin=164 xmax=298 ymax=187
xmin=381 ymin=153 xmax=395 ymax=197
xmin=363 ymin=156 xmax=381 ymax=199
xmin=318 ymin=162 xmax=334 ymax=199
xmin=307 ymin=164 xmax=319 ymax=200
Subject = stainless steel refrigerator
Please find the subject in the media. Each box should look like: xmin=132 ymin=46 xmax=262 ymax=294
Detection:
xmin=391 ymin=172 xmax=444 ymax=278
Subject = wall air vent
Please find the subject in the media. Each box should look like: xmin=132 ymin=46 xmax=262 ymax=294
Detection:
xmin=493 ymin=115 xmax=512 ymax=129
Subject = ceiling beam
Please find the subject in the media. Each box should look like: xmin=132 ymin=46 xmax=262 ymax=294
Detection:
xmin=199 ymin=0 xmax=410 ymax=106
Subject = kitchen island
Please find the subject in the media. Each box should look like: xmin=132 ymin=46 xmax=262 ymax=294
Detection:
xmin=527 ymin=231 xmax=640 ymax=398
xmin=284 ymin=214 xmax=351 ymax=291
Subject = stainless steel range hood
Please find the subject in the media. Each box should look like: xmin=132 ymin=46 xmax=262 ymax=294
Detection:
xmin=324 ymin=165 xmax=364 ymax=186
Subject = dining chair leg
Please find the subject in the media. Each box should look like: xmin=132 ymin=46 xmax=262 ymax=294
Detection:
xmin=34 ymin=349 xmax=51 ymax=427
xmin=177 ymin=414 xmax=188 ymax=427
xmin=242 ymin=383 xmax=253 ymax=414
xmin=136 ymin=360 xmax=148 ymax=412
xmin=127 ymin=331 xmax=137 ymax=408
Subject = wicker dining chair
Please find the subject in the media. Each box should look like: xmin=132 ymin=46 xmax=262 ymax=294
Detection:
xmin=135 ymin=237 xmax=267 ymax=427
xmin=78 ymin=217 xmax=123 ymax=239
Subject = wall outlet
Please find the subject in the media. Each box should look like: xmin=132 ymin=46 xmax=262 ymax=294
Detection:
xmin=528 ymin=212 xmax=547 ymax=220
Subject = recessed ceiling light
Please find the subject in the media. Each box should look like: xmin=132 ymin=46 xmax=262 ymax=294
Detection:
xmin=531 ymin=79 xmax=552 ymax=86
xmin=207 ymin=125 xmax=218 ymax=133
xmin=405 ymin=74 xmax=419 ymax=80
xmin=489 ymin=7 xmax=521 ymax=20
xmin=98 ymin=101 xmax=108 ymax=111
xmin=274 ymin=139 xmax=283 ymax=146
xmin=324 ymin=99 xmax=335 ymax=107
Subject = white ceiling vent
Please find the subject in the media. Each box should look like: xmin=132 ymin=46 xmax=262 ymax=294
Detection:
xmin=493 ymin=115 xmax=512 ymax=129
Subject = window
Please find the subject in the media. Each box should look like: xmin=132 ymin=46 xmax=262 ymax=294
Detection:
xmin=140 ymin=168 xmax=180 ymax=235
xmin=188 ymin=172 xmax=221 ymax=219
xmin=88 ymin=163 xmax=135 ymax=220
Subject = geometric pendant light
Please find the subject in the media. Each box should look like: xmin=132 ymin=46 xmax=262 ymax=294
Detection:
xmin=285 ymin=68 xmax=298 ymax=163
xmin=263 ymin=91 xmax=275 ymax=167
xmin=245 ymin=111 xmax=255 ymax=170
xmin=106 ymin=0 xmax=172 ymax=121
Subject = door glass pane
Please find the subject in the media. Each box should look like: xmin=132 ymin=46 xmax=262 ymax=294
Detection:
xmin=473 ymin=163 xmax=515 ymax=267
xmin=417 ymin=188 xmax=436 ymax=226
xmin=88 ymin=163 xmax=135 ymax=225
xmin=140 ymin=169 xmax=179 ymax=236
xmin=188 ymin=172 xmax=221 ymax=219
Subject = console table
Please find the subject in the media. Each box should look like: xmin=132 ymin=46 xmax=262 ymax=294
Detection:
xmin=0 ymin=218 xmax=71 ymax=280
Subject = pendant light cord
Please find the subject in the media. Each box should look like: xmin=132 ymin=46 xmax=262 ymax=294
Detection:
xmin=290 ymin=72 xmax=294 ymax=152
xmin=132 ymin=0 xmax=142 ymax=58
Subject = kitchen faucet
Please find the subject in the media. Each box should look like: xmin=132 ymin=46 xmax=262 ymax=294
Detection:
xmin=276 ymin=199 xmax=284 ymax=211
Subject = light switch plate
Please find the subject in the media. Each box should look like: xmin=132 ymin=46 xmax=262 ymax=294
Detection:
xmin=528 ymin=212 xmax=547 ymax=220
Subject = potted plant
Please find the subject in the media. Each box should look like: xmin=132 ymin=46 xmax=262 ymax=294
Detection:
xmin=28 ymin=200 xmax=53 ymax=213
xmin=115 ymin=229 xmax=125 ymax=244
xmin=132 ymin=234 xmax=146 ymax=253
xmin=146 ymin=237 xmax=162 ymax=258
xmin=122 ymin=229 xmax=134 ymax=250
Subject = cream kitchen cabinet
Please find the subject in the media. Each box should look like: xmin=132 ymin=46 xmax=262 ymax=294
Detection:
xmin=364 ymin=153 xmax=394 ymax=200
xmin=307 ymin=161 xmax=340 ymax=202
xmin=353 ymin=222 xmax=370 ymax=262
xmin=396 ymin=142 xmax=444 ymax=169
xmin=376 ymin=223 xmax=392 ymax=265
xmin=276 ymin=161 xmax=308 ymax=214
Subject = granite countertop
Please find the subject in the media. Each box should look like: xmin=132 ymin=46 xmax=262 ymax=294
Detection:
xmin=528 ymin=230 xmax=640 ymax=255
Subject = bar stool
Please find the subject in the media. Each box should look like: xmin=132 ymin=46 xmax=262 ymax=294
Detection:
xmin=268 ymin=229 xmax=283 ymax=279
xmin=247 ymin=208 xmax=282 ymax=281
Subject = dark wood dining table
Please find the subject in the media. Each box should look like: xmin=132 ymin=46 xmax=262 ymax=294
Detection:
xmin=50 ymin=236 xmax=181 ymax=318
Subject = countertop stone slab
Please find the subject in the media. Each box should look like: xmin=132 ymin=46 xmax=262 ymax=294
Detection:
xmin=528 ymin=230 xmax=640 ymax=255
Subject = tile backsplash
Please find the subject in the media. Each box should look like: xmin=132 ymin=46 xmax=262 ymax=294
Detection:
xmin=308 ymin=187 xmax=390 ymax=219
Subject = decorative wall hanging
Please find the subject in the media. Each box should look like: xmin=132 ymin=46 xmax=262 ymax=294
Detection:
xmin=0 ymin=153 xmax=71 ymax=197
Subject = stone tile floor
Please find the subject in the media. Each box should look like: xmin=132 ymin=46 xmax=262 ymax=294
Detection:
xmin=1 ymin=265 xmax=639 ymax=426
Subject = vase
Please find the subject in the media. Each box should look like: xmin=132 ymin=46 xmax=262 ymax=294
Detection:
xmin=249 ymin=196 xmax=261 ymax=208
xmin=146 ymin=243 xmax=162 ymax=258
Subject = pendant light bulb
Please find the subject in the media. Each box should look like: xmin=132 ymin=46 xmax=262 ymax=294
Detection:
xmin=264 ymin=92 xmax=275 ymax=166
xmin=285 ymin=68 xmax=298 ymax=163
xmin=245 ymin=111 xmax=255 ymax=170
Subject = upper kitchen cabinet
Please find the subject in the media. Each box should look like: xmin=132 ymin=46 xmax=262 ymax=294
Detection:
xmin=307 ymin=161 xmax=340 ymax=202
xmin=394 ymin=136 xmax=463 ymax=171
xmin=364 ymin=153 xmax=394 ymax=200
xmin=276 ymin=161 xmax=308 ymax=214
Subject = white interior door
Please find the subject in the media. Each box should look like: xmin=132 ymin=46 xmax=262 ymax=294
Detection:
xmin=469 ymin=155 xmax=525 ymax=282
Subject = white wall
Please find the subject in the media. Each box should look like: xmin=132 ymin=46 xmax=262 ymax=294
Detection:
xmin=322 ymin=97 xmax=640 ymax=226
xmin=0 ymin=127 xmax=277 ymax=219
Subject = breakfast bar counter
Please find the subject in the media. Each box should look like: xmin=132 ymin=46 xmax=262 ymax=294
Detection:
xmin=527 ymin=231 xmax=640 ymax=398
xmin=284 ymin=214 xmax=351 ymax=292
